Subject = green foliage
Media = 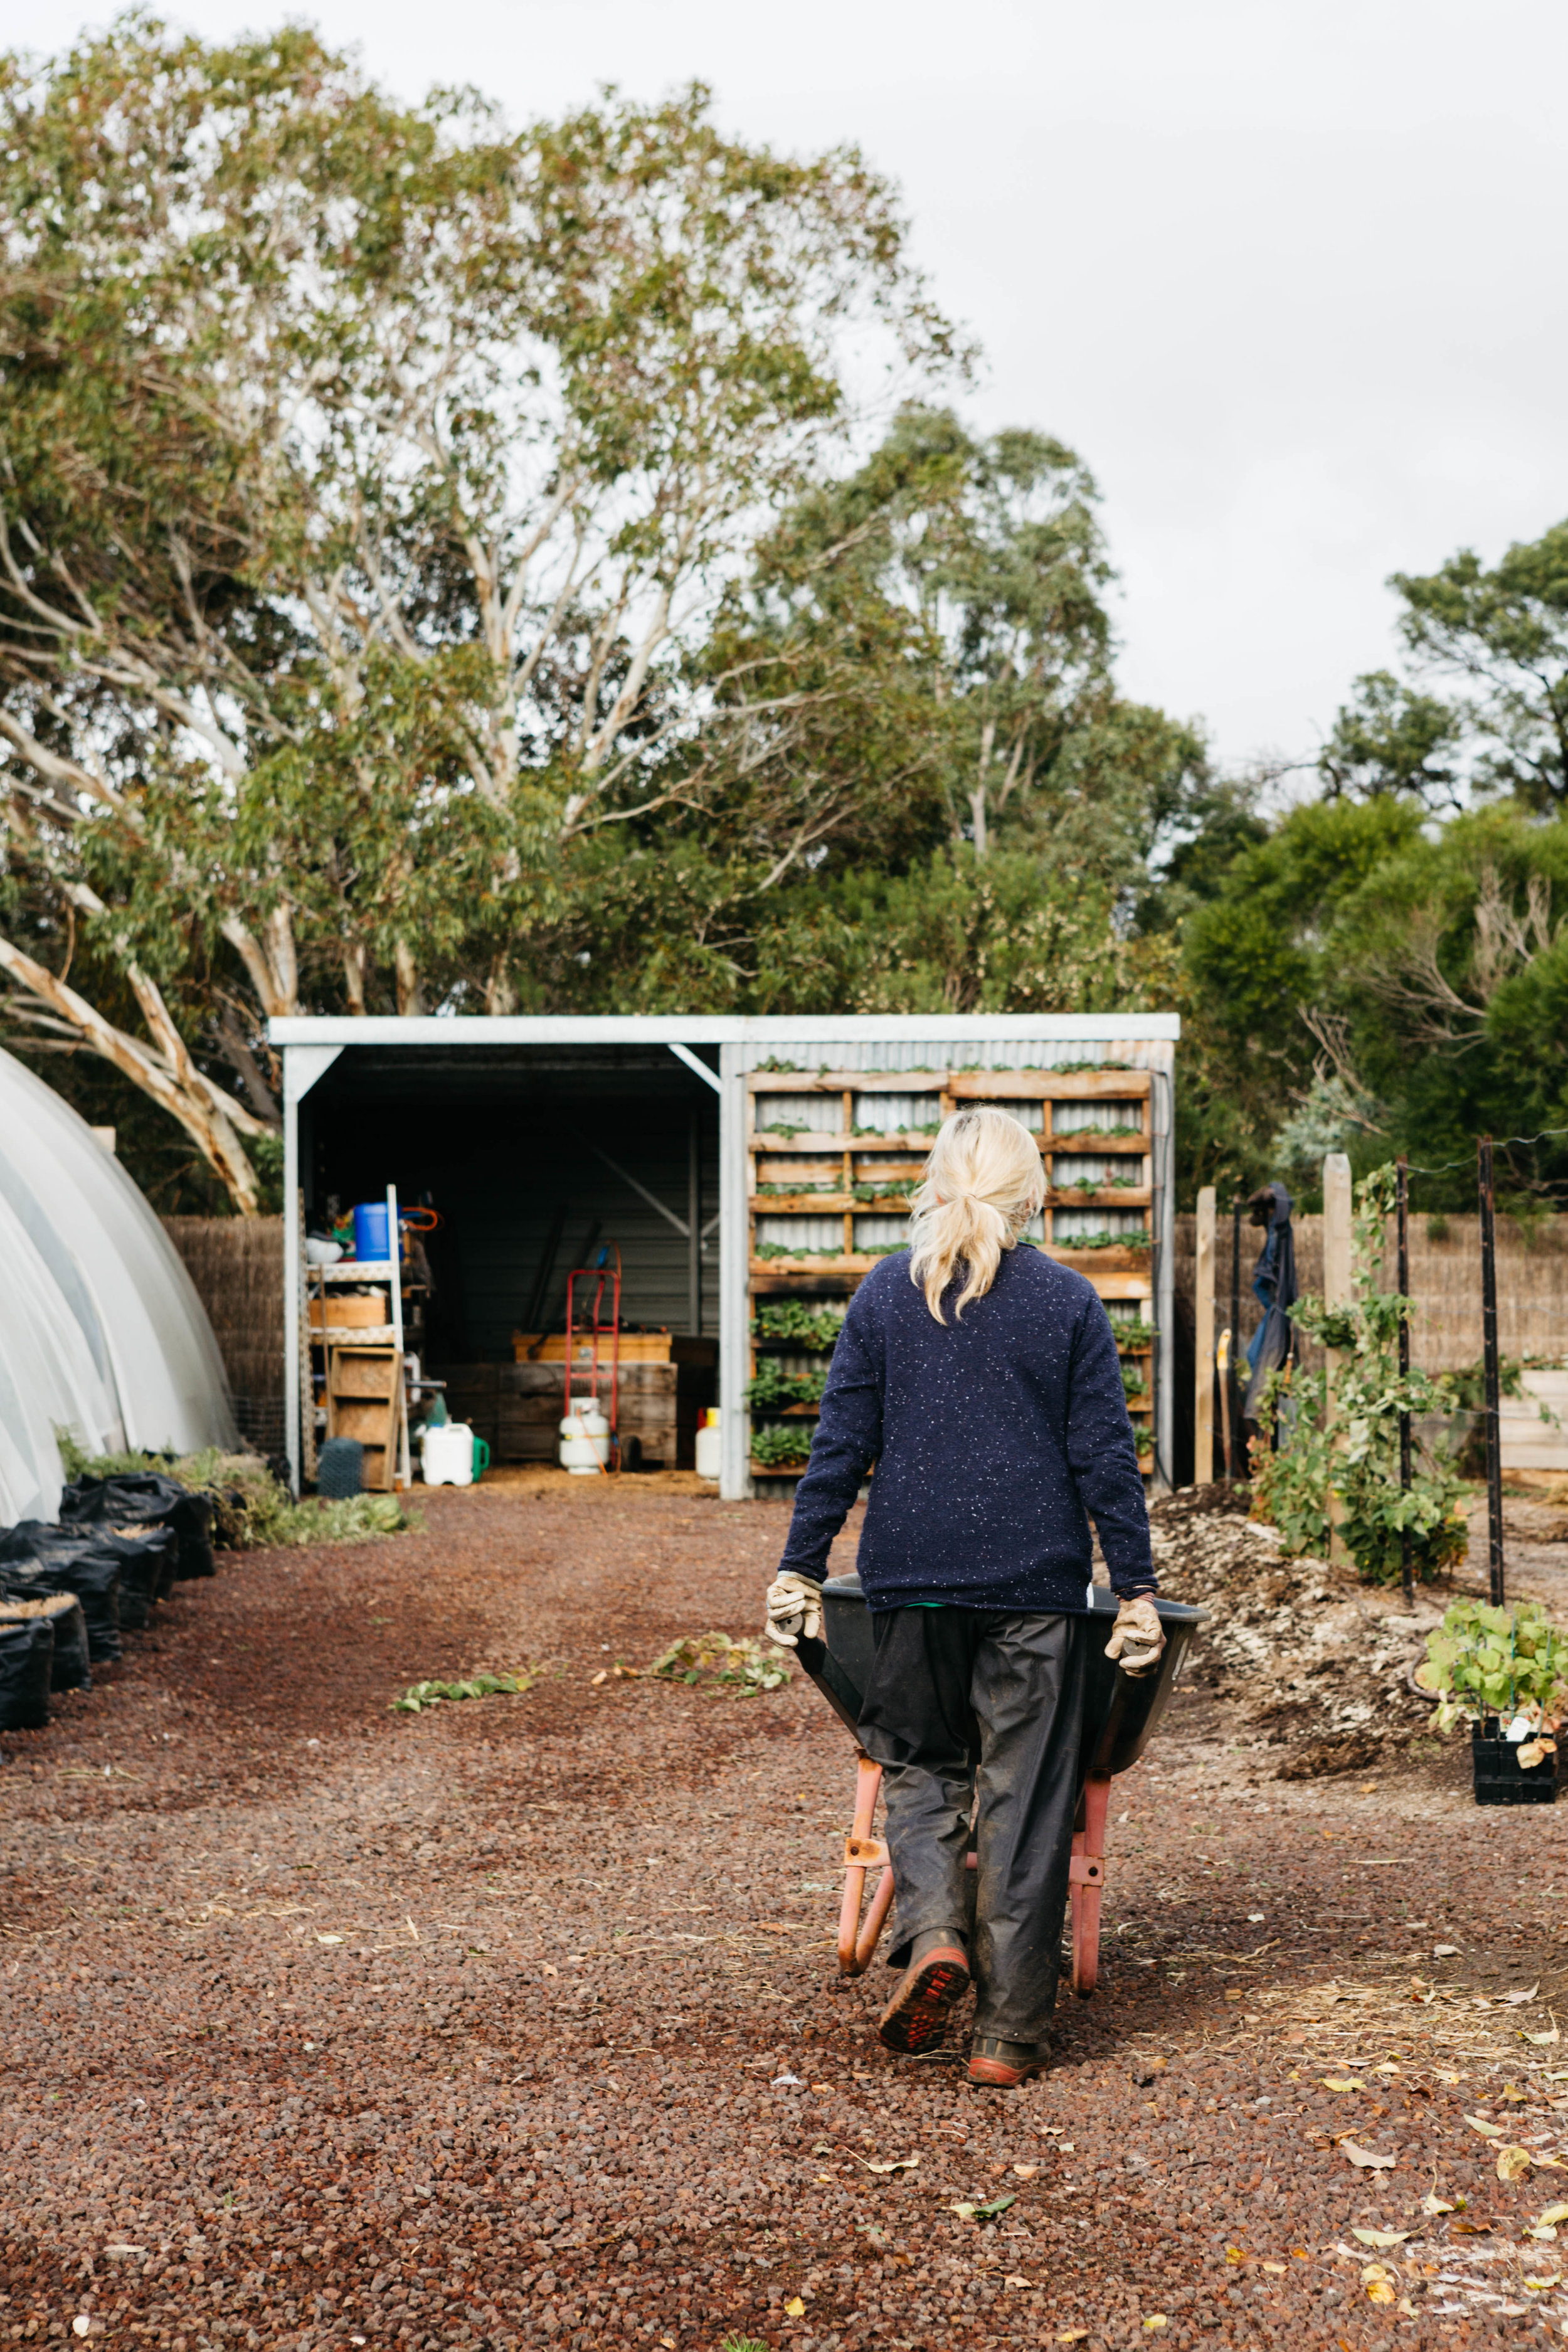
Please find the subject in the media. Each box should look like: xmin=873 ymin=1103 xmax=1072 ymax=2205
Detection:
xmin=1392 ymin=521 xmax=1568 ymax=810
xmin=751 ymin=1301 xmax=847 ymax=1352
xmin=1249 ymin=1165 xmax=1468 ymax=1584
xmin=647 ymin=1632 xmax=789 ymax=1694
xmin=1417 ymin=1600 xmax=1568 ymax=1733
xmin=744 ymin=1362 xmax=827 ymax=1410
xmin=750 ymin=1423 xmax=816 ymax=1466
xmin=55 ymin=1434 xmax=415 ymax=1549
xmin=393 ymin=1671 xmax=532 ymax=1714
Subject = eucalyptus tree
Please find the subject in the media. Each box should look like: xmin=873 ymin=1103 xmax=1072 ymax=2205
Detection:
xmin=0 ymin=16 xmax=951 ymax=1205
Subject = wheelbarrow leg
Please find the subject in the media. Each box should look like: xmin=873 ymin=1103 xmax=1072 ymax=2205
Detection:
xmin=1069 ymin=1772 xmax=1111 ymax=1998
xmin=838 ymin=1751 xmax=894 ymax=1977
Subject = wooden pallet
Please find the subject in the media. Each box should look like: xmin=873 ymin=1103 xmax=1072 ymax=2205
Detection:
xmin=745 ymin=1067 xmax=1157 ymax=1482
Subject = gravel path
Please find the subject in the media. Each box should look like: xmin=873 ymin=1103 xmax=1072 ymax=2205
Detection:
xmin=4 ymin=1481 xmax=1568 ymax=2351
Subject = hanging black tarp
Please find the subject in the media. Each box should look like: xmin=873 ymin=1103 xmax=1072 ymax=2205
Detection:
xmin=1243 ymin=1182 xmax=1298 ymax=1419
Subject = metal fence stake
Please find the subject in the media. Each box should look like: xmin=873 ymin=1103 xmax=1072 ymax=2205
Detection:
xmin=1397 ymin=1155 xmax=1413 ymax=1608
xmin=1478 ymin=1136 xmax=1506 ymax=1608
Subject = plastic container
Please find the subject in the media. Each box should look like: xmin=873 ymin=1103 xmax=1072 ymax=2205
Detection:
xmin=559 ymin=1401 xmax=610 ymax=1474
xmin=695 ymin=1407 xmax=721 ymax=1482
xmin=352 ymin=1200 xmax=391 ymax=1263
xmin=1473 ymin=1719 xmax=1557 ymax=1805
xmin=421 ymin=1422 xmax=478 ymax=1487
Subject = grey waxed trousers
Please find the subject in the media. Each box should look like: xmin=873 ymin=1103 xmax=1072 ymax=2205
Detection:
xmin=855 ymin=1606 xmax=1085 ymax=2046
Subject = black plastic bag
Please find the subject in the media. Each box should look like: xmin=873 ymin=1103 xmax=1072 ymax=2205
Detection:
xmin=91 ymin=1527 xmax=174 ymax=1631
xmin=62 ymin=1473 xmax=216 ymax=1581
xmin=0 ymin=1591 xmax=90 ymax=1693
xmin=0 ymin=1612 xmax=55 ymax=1728
xmin=0 ymin=1528 xmax=122 ymax=1663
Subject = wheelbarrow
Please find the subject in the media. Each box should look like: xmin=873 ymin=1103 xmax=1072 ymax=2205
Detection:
xmin=797 ymin=1579 xmax=1205 ymax=1998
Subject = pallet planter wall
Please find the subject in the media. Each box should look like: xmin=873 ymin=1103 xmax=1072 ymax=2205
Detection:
xmin=744 ymin=1066 xmax=1158 ymax=1485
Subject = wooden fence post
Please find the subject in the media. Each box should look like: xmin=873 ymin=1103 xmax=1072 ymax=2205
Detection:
xmin=1195 ymin=1186 xmax=1216 ymax=1485
xmin=1322 ymin=1152 xmax=1353 ymax=1565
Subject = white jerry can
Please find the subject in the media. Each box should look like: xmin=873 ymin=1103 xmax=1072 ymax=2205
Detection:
xmin=694 ymin=1407 xmax=721 ymax=1482
xmin=421 ymin=1421 xmax=476 ymax=1486
xmin=559 ymin=1399 xmax=611 ymax=1474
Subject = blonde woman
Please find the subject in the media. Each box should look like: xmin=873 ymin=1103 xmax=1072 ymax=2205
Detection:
xmin=763 ymin=1104 xmax=1163 ymax=2087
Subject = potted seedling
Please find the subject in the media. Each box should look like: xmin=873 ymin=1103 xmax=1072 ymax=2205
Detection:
xmin=1416 ymin=1600 xmax=1568 ymax=1805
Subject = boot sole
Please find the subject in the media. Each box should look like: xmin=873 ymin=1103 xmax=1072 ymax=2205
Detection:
xmin=876 ymin=1949 xmax=970 ymax=2055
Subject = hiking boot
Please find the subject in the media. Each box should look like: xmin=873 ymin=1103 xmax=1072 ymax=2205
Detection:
xmin=966 ymin=2033 xmax=1050 ymax=2087
xmin=876 ymin=1930 xmax=970 ymax=2055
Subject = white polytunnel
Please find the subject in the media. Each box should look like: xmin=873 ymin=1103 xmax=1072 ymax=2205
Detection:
xmin=0 ymin=1046 xmax=237 ymax=1525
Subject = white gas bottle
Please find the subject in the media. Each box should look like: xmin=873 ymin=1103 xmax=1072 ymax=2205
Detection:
xmin=421 ymin=1421 xmax=476 ymax=1487
xmin=694 ymin=1408 xmax=721 ymax=1481
xmin=559 ymin=1398 xmax=611 ymax=1474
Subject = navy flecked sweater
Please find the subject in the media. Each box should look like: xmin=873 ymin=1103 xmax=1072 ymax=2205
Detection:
xmin=776 ymin=1244 xmax=1157 ymax=1613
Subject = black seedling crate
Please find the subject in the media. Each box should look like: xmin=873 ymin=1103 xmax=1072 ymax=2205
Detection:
xmin=1473 ymin=1719 xmax=1557 ymax=1806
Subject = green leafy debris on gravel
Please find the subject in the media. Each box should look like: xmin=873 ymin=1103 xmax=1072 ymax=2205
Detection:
xmin=393 ymin=1670 xmax=535 ymax=1713
xmin=646 ymin=1630 xmax=790 ymax=1693
xmin=948 ymin=2192 xmax=1017 ymax=2221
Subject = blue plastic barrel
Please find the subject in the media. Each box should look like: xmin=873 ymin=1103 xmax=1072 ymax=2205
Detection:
xmin=352 ymin=1200 xmax=391 ymax=1262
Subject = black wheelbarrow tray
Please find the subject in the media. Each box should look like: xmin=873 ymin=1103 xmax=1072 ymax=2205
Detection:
xmin=797 ymin=1577 xmax=1205 ymax=1997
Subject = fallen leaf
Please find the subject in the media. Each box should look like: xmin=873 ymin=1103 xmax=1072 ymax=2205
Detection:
xmin=1322 ymin=2077 xmax=1367 ymax=2092
xmin=1372 ymin=2062 xmax=1401 ymax=2076
xmin=1422 ymin=2193 xmax=1455 ymax=2215
xmin=860 ymin=2155 xmax=919 ymax=2173
xmin=1353 ymin=2229 xmax=1412 ymax=2248
xmin=1056 ymin=2335 xmax=1089 ymax=2346
xmin=1059 ymin=2141 xmax=1074 ymax=2152
xmin=314 ymin=1933 xmax=343 ymax=1946
xmin=1012 ymin=2162 xmax=1041 ymax=2178
xmin=1339 ymin=2140 xmax=1396 ymax=2171
xmin=1505 ymin=1984 xmax=1542 ymax=2005
xmin=1518 ymin=1741 xmax=1549 ymax=1769
xmin=1465 ymin=2114 xmax=1507 ymax=2138
xmin=1224 ymin=2245 xmax=1246 ymax=2264
xmin=1362 ymin=2262 xmax=1398 ymax=2305
xmin=1433 ymin=1943 xmax=1461 ymax=1958
xmin=1261 ymin=2260 xmax=1287 ymax=2274
xmin=952 ymin=2193 xmax=1017 ymax=2221
xmin=1540 ymin=2203 xmax=1568 ymax=2227
xmin=1143 ymin=2319 xmax=1168 ymax=2332
xmin=784 ymin=2297 xmax=805 ymax=2318
xmin=1003 ymin=2274 xmax=1034 ymax=2289
xmin=1451 ymin=2220 xmax=1493 ymax=2237
xmin=1527 ymin=2223 xmax=1559 ymax=2242
xmin=1498 ymin=2145 xmax=1535 ymax=2182
xmin=1526 ymin=2274 xmax=1565 ymax=2291
xmin=1527 ymin=2021 xmax=1562 ymax=2046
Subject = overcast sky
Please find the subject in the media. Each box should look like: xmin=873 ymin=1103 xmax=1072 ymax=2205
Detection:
xmin=8 ymin=0 xmax=1566 ymax=773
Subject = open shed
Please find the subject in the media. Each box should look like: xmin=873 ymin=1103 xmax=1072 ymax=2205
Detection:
xmin=271 ymin=1014 xmax=1180 ymax=1502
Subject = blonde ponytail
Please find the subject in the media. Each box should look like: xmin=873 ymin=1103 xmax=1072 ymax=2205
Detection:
xmin=906 ymin=1105 xmax=1046 ymax=1323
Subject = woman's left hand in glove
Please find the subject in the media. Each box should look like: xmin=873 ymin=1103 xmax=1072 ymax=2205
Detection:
xmin=1104 ymin=1593 xmax=1165 ymax=1677
xmin=764 ymin=1572 xmax=824 ymax=1650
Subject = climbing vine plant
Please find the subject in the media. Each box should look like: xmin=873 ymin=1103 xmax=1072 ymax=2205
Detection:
xmin=1250 ymin=1164 xmax=1468 ymax=1584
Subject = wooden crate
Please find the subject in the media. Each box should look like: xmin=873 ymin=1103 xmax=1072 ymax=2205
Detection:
xmin=326 ymin=1345 xmax=403 ymax=1492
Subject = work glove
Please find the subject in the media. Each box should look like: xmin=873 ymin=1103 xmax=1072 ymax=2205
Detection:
xmin=1104 ymin=1594 xmax=1165 ymax=1678
xmin=764 ymin=1571 xmax=824 ymax=1650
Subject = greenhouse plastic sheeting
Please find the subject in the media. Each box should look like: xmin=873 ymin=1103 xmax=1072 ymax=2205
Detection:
xmin=0 ymin=1049 xmax=236 ymax=1525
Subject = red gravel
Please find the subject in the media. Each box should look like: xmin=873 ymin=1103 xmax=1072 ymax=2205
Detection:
xmin=4 ymin=1478 xmax=1567 ymax=2351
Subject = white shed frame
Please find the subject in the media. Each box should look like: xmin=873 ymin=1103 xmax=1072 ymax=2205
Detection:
xmin=270 ymin=1012 xmax=1180 ymax=1501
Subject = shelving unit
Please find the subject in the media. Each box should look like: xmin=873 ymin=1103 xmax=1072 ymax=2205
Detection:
xmin=305 ymin=1182 xmax=415 ymax=1490
xmin=744 ymin=1069 xmax=1157 ymax=1481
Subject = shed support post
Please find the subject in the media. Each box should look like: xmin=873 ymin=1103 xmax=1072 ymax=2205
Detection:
xmin=718 ymin=1042 xmax=751 ymax=1500
xmin=282 ymin=1044 xmax=344 ymax=1498
xmin=1322 ymin=1151 xmax=1353 ymax=1564
xmin=1194 ymin=1185 xmax=1216 ymax=1486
